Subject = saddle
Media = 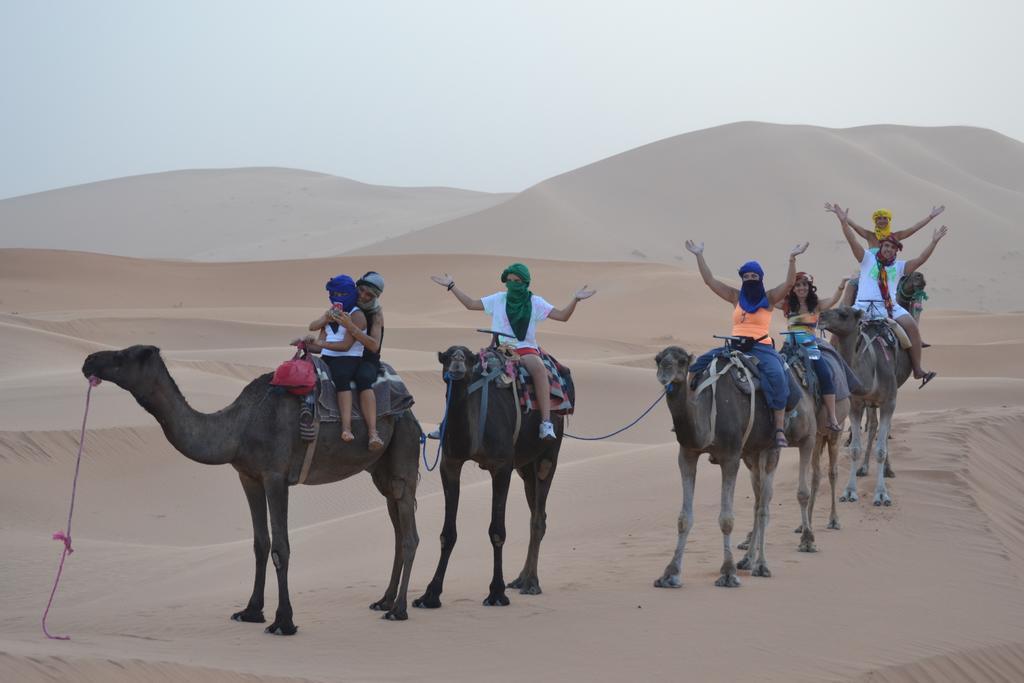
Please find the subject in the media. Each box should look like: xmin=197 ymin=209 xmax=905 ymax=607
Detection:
xmin=860 ymin=319 xmax=910 ymax=354
xmin=696 ymin=348 xmax=802 ymax=412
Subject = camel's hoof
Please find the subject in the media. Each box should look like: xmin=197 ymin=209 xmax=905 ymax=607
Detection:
xmin=653 ymin=574 xmax=681 ymax=588
xmin=369 ymin=598 xmax=394 ymax=612
xmin=482 ymin=593 xmax=510 ymax=607
xmin=736 ymin=539 xmax=750 ymax=551
xmin=856 ymin=466 xmax=868 ymax=477
xmin=736 ymin=557 xmax=751 ymax=571
xmin=884 ymin=465 xmax=896 ymax=479
xmin=798 ymin=541 xmax=817 ymax=553
xmin=264 ymin=621 xmax=298 ymax=636
xmin=231 ymin=608 xmax=265 ymax=623
xmin=382 ymin=608 xmax=408 ymax=621
xmin=793 ymin=524 xmax=805 ymax=534
xmin=751 ymin=564 xmax=772 ymax=578
xmin=840 ymin=490 xmax=858 ymax=502
xmin=508 ymin=576 xmax=542 ymax=595
xmin=883 ymin=497 xmax=892 ymax=507
xmin=827 ymin=519 xmax=841 ymax=530
xmin=412 ymin=594 xmax=441 ymax=609
xmin=715 ymin=574 xmax=741 ymax=588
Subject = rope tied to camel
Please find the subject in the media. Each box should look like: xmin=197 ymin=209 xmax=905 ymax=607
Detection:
xmin=692 ymin=353 xmax=757 ymax=449
xmin=42 ymin=374 xmax=102 ymax=640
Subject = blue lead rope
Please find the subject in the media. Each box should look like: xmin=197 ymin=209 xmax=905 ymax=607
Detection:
xmin=422 ymin=375 xmax=454 ymax=472
xmin=563 ymin=387 xmax=670 ymax=441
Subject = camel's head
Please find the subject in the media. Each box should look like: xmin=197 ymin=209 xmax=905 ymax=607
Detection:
xmin=82 ymin=345 xmax=163 ymax=390
xmin=655 ymin=346 xmax=692 ymax=389
xmin=438 ymin=345 xmax=477 ymax=381
xmin=901 ymin=271 xmax=926 ymax=295
xmin=819 ymin=306 xmax=863 ymax=336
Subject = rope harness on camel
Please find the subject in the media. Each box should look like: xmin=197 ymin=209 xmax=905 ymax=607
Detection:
xmin=693 ymin=352 xmax=757 ymax=450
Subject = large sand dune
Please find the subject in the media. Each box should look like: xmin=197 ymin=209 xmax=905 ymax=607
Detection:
xmin=3 ymin=248 xmax=1024 ymax=682
xmin=0 ymin=168 xmax=512 ymax=261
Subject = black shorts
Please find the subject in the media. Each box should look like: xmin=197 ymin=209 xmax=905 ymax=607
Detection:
xmin=353 ymin=359 xmax=381 ymax=392
xmin=321 ymin=355 xmax=361 ymax=393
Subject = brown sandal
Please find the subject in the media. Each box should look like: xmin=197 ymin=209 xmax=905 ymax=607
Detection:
xmin=368 ymin=432 xmax=384 ymax=451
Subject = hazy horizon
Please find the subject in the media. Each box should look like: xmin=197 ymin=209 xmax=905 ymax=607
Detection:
xmin=3 ymin=1 xmax=1022 ymax=199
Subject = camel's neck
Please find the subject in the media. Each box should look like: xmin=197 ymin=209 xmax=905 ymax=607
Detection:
xmin=666 ymin=384 xmax=706 ymax=451
xmin=134 ymin=363 xmax=245 ymax=466
xmin=831 ymin=330 xmax=859 ymax=364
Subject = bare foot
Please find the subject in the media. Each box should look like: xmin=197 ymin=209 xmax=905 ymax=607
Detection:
xmin=368 ymin=431 xmax=384 ymax=451
xmin=341 ymin=430 xmax=355 ymax=442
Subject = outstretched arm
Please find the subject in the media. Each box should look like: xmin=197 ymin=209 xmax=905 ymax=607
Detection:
xmin=430 ymin=273 xmax=484 ymax=310
xmin=685 ymin=240 xmax=738 ymax=304
xmin=831 ymin=203 xmax=865 ymax=263
xmin=826 ymin=203 xmax=873 ymax=241
xmin=548 ymin=286 xmax=596 ymax=321
xmin=817 ymin=277 xmax=851 ymax=311
xmin=893 ymin=205 xmax=945 ymax=241
xmin=767 ymin=243 xmax=808 ymax=305
xmin=905 ymin=226 xmax=949 ymax=274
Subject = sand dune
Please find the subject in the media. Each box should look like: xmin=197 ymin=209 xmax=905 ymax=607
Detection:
xmin=3 ymin=238 xmax=1024 ymax=681
xmin=0 ymin=168 xmax=512 ymax=261
xmin=356 ymin=123 xmax=1024 ymax=311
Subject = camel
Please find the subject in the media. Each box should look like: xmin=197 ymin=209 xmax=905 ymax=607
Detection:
xmin=819 ymin=307 xmax=911 ymax=506
xmin=413 ymin=345 xmax=565 ymax=609
xmin=81 ymin=345 xmax=421 ymax=635
xmin=652 ymin=344 xmax=819 ymax=589
xmin=781 ymin=343 xmax=852 ymax=539
xmin=896 ymin=271 xmax=928 ymax=322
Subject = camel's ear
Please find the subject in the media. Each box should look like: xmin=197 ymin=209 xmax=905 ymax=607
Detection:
xmin=437 ymin=350 xmax=448 ymax=366
xmin=853 ymin=309 xmax=864 ymax=321
xmin=684 ymin=353 xmax=694 ymax=367
xmin=132 ymin=345 xmax=158 ymax=362
xmin=654 ymin=350 xmax=664 ymax=366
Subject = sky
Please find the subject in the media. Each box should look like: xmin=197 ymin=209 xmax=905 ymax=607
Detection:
xmin=1 ymin=0 xmax=1022 ymax=199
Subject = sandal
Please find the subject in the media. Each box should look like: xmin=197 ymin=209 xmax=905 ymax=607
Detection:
xmin=827 ymin=420 xmax=843 ymax=433
xmin=341 ymin=429 xmax=355 ymax=443
xmin=917 ymin=371 xmax=937 ymax=389
xmin=774 ymin=428 xmax=788 ymax=448
xmin=368 ymin=431 xmax=384 ymax=452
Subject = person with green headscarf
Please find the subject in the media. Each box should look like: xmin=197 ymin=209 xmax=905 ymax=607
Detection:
xmin=431 ymin=264 xmax=595 ymax=440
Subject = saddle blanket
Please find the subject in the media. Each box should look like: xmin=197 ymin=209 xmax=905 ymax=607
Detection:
xmin=308 ymin=356 xmax=414 ymax=422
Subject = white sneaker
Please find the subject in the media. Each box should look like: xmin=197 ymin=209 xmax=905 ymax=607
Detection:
xmin=426 ymin=429 xmax=441 ymax=440
xmin=539 ymin=421 xmax=556 ymax=440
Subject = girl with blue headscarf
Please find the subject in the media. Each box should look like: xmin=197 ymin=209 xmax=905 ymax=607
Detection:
xmin=300 ymin=274 xmax=384 ymax=451
xmin=685 ymin=239 xmax=809 ymax=448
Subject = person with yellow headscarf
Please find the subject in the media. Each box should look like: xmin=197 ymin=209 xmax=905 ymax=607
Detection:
xmin=824 ymin=202 xmax=945 ymax=249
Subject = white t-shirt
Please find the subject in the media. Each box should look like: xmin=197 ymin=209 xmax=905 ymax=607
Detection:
xmin=321 ymin=306 xmax=365 ymax=357
xmin=854 ymin=250 xmax=906 ymax=320
xmin=481 ymin=292 xmax=554 ymax=350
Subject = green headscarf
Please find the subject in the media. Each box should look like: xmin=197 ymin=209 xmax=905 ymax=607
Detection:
xmin=501 ymin=263 xmax=533 ymax=342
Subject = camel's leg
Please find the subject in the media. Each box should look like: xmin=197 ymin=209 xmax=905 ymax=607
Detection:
xmin=855 ymin=405 xmax=873 ymax=478
xmin=799 ymin=438 xmax=820 ymax=552
xmin=826 ymin=434 xmax=842 ymax=529
xmin=413 ymin=457 xmax=464 ymax=609
xmin=752 ymin=448 xmax=779 ymax=576
xmin=483 ymin=465 xmax=514 ymax=606
xmin=263 ymin=473 xmax=296 ymax=635
xmin=793 ymin=434 xmax=813 ymax=536
xmin=655 ymin=447 xmax=699 ymax=588
xmin=843 ymin=401 xmax=865 ymax=501
xmin=509 ymin=457 xmax=557 ymax=594
xmin=369 ymin=498 xmax=403 ymax=613
xmin=872 ymin=401 xmax=896 ymax=507
xmin=715 ymin=456 xmax=742 ymax=587
xmin=388 ymin=481 xmax=419 ymax=620
xmin=738 ymin=457 xmax=762 ymax=571
xmin=231 ymin=470 xmax=269 ymax=624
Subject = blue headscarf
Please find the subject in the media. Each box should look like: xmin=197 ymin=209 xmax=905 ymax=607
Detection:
xmin=737 ymin=261 xmax=769 ymax=313
xmin=325 ymin=274 xmax=358 ymax=311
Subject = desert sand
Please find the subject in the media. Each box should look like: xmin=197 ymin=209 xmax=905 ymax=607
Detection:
xmin=3 ymin=123 xmax=1024 ymax=682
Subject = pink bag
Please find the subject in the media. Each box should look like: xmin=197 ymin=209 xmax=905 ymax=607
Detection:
xmin=271 ymin=347 xmax=316 ymax=396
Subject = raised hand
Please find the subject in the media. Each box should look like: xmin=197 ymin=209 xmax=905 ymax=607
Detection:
xmin=933 ymin=225 xmax=949 ymax=242
xmin=824 ymin=202 xmax=839 ymax=215
xmin=574 ymin=285 xmax=596 ymax=301
xmin=685 ymin=240 xmax=704 ymax=255
xmin=930 ymin=205 xmax=946 ymax=219
xmin=790 ymin=242 xmax=810 ymax=258
xmin=430 ymin=273 xmax=454 ymax=288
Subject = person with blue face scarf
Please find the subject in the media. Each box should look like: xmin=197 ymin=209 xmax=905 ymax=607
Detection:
xmin=685 ymin=240 xmax=809 ymax=448
xmin=300 ymin=274 xmax=384 ymax=451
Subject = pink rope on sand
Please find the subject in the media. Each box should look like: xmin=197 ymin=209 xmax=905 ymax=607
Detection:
xmin=42 ymin=375 xmax=101 ymax=640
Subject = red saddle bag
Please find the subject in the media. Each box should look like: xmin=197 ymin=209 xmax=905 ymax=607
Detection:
xmin=271 ymin=348 xmax=316 ymax=396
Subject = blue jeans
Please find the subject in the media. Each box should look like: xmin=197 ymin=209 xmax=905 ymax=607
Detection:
xmin=691 ymin=343 xmax=790 ymax=411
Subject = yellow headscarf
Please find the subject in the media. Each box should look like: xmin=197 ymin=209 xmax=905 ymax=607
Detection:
xmin=872 ymin=209 xmax=893 ymax=240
